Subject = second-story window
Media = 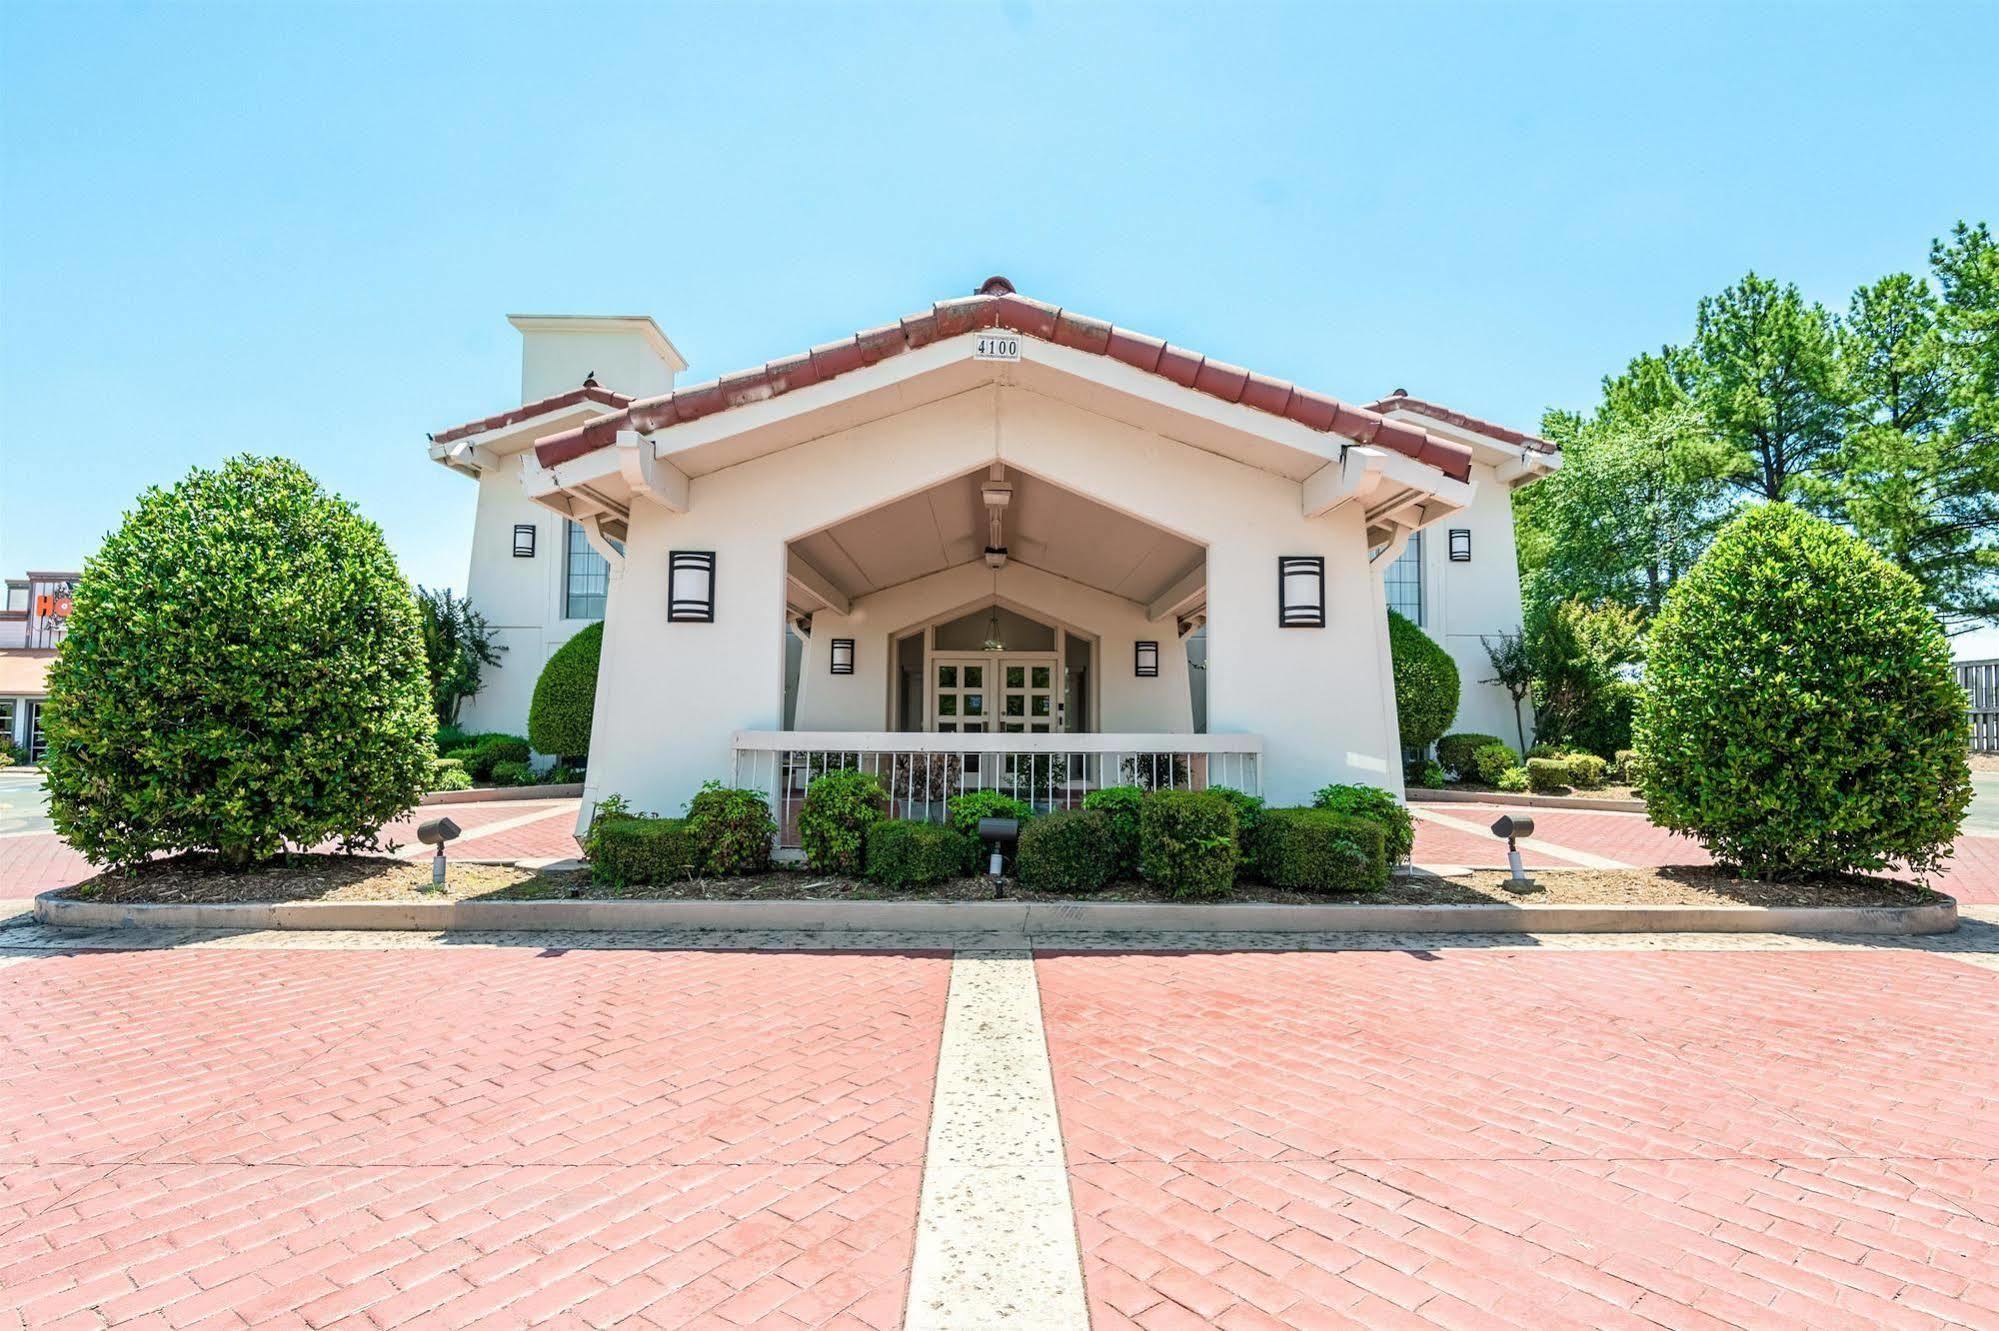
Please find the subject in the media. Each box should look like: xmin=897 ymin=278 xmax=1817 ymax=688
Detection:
xmin=1383 ymin=530 xmax=1424 ymax=626
xmin=563 ymin=519 xmax=609 ymax=620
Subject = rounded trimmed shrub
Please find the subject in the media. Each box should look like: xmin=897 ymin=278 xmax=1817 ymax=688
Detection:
xmin=1638 ymin=504 xmax=1971 ymax=880
xmin=945 ymin=790 xmax=1034 ymax=839
xmin=1251 ymin=808 xmax=1389 ymax=893
xmin=1388 ymin=610 xmax=1460 ymax=752
xmin=1472 ymin=743 xmax=1516 ymax=786
xmin=456 ymin=734 xmax=530 ymax=781
xmin=684 ymin=781 xmax=776 ymax=876
xmin=42 ymin=456 xmax=432 ymax=868
xmin=1016 ymin=809 xmax=1118 ymax=893
xmin=1138 ymin=789 xmax=1238 ymax=897
xmin=1563 ymin=754 xmax=1608 ymax=790
xmin=798 ymin=768 xmax=888 ymax=875
xmin=488 ymin=759 xmax=536 ymax=787
xmin=1311 ymin=782 xmax=1414 ymax=863
xmin=1080 ymin=785 xmax=1144 ymax=878
xmin=427 ymin=762 xmax=474 ymax=793
xmin=589 ymin=813 xmax=699 ymax=887
xmin=1436 ymin=732 xmax=1505 ymax=781
xmin=528 ymin=622 xmax=603 ymax=762
xmin=866 ymin=819 xmax=972 ymax=887
xmin=1525 ymin=757 xmax=1571 ymax=794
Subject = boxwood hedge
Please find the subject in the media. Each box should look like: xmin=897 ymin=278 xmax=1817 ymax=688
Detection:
xmin=1138 ymin=789 xmax=1238 ymax=898
xmin=1016 ymin=808 xmax=1118 ymax=893
xmin=1251 ymin=808 xmax=1389 ymax=892
xmin=866 ymin=819 xmax=972 ymax=887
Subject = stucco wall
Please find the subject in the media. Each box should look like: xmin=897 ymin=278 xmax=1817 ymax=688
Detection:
xmin=455 ymin=464 xmax=596 ymax=738
xmin=1424 ymin=456 xmax=1536 ymax=749
xmin=582 ymin=384 xmax=1404 ymax=824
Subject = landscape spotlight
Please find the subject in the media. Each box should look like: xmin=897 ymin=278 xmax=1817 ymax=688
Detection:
xmin=977 ymin=815 xmax=1021 ymax=890
xmin=417 ymin=816 xmax=461 ymax=889
xmin=1489 ymin=814 xmax=1536 ymax=892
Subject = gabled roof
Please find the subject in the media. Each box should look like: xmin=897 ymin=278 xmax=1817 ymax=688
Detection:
xmin=1365 ymin=390 xmax=1556 ymax=454
xmin=533 ymin=278 xmax=1476 ymax=483
xmin=432 ymin=382 xmax=633 ymax=446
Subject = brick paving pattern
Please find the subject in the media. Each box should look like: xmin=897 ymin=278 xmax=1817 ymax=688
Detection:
xmin=0 ymin=945 xmax=949 ymax=1329
xmin=1037 ymin=946 xmax=1999 ymax=1330
xmin=1412 ymin=801 xmax=1999 ymax=905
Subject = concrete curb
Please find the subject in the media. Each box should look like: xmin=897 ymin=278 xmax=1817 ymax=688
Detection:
xmin=1409 ymin=788 xmax=1647 ymax=814
xmin=33 ymin=893 xmax=1958 ymax=936
xmin=417 ymin=783 xmax=583 ymax=806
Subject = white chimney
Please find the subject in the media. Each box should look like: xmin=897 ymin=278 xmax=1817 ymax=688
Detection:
xmin=507 ymin=315 xmax=687 ymax=403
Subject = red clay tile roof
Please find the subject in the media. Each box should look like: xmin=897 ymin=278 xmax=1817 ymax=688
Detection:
xmin=532 ymin=279 xmax=1475 ymax=483
xmin=433 ymin=383 xmax=632 ymax=446
xmin=1365 ymin=390 xmax=1555 ymax=453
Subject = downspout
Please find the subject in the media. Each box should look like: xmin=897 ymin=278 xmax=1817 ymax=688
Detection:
xmin=1367 ymin=520 xmax=1415 ymax=802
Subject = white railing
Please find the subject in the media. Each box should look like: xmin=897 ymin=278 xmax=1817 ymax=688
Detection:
xmin=1962 ymin=659 xmax=1999 ymax=753
xmin=731 ymin=731 xmax=1264 ymax=849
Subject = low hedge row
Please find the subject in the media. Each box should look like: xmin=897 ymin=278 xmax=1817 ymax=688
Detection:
xmin=1016 ymin=809 xmax=1117 ymax=893
xmin=589 ymin=772 xmax=1409 ymax=898
xmin=588 ymin=813 xmax=701 ymax=887
xmin=1250 ymin=808 xmax=1389 ymax=893
xmin=867 ymin=819 xmax=974 ymax=887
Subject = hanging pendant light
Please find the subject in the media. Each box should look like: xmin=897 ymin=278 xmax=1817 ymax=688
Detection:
xmin=983 ymin=572 xmax=1005 ymax=652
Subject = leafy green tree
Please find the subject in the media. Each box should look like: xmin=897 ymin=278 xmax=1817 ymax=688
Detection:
xmin=43 ymin=457 xmax=433 ymax=868
xmin=1479 ymin=630 xmax=1534 ymax=755
xmin=1525 ymin=600 xmax=1644 ymax=758
xmin=1691 ymin=273 xmax=1847 ymax=502
xmin=1517 ymin=351 xmax=1735 ymax=618
xmin=1637 ymin=504 xmax=1970 ymax=880
xmin=416 ymin=586 xmax=499 ymax=727
xmin=1805 ymin=227 xmax=1999 ymax=630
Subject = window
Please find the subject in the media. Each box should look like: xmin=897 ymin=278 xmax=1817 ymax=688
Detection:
xmin=1384 ymin=530 xmax=1424 ymax=625
xmin=563 ymin=520 xmax=609 ymax=620
xmin=0 ymin=699 xmax=14 ymax=750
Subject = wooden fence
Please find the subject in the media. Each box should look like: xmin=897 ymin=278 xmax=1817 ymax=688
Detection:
xmin=1962 ymin=659 xmax=1999 ymax=752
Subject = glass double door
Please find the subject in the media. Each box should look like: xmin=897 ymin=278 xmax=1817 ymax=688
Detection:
xmin=930 ymin=653 xmax=1061 ymax=734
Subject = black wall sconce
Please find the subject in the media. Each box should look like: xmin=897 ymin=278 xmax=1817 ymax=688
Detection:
xmin=1278 ymin=555 xmax=1326 ymax=627
xmin=1135 ymin=640 xmax=1160 ymax=677
xmin=667 ymin=551 xmax=716 ymax=622
xmin=830 ymin=638 xmax=856 ymax=675
xmin=512 ymin=524 xmax=537 ymax=558
xmin=1449 ymin=529 xmax=1472 ymax=562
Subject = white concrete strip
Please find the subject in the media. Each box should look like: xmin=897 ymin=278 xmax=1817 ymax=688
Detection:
xmin=393 ymin=804 xmax=574 ymax=859
xmin=1410 ymin=804 xmax=1632 ymax=869
xmin=904 ymin=950 xmax=1088 ymax=1331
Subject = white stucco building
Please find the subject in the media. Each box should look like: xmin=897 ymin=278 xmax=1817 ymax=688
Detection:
xmin=431 ymin=278 xmax=1557 ymax=841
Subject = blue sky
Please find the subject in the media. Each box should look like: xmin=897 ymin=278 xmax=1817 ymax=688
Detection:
xmin=4 ymin=1 xmax=1996 ymax=650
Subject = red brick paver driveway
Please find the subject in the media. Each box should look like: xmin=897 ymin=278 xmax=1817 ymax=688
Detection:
xmin=0 ymin=945 xmax=949 ymax=1330
xmin=1040 ymin=945 xmax=1999 ymax=1330
xmin=1411 ymin=801 xmax=1999 ymax=905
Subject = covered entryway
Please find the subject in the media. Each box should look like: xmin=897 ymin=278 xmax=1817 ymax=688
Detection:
xmin=781 ymin=462 xmax=1208 ymax=738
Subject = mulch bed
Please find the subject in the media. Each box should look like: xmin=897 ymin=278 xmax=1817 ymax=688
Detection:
xmin=1441 ymin=782 xmax=1642 ymax=802
xmin=58 ymin=855 xmax=1944 ymax=911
